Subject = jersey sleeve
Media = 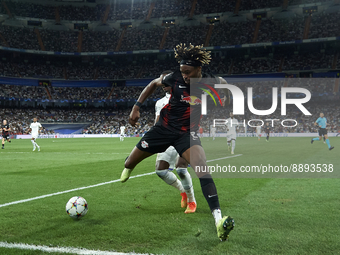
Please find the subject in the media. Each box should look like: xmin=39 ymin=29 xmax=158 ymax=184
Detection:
xmin=162 ymin=72 xmax=176 ymax=87
xmin=38 ymin=123 xmax=42 ymax=128
xmin=29 ymin=123 xmax=32 ymax=129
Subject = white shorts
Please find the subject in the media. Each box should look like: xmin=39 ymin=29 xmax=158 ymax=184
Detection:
xmin=156 ymin=146 xmax=178 ymax=170
xmin=227 ymin=132 xmax=236 ymax=141
xmin=32 ymin=133 xmax=39 ymax=139
xmin=256 ymin=132 xmax=261 ymax=136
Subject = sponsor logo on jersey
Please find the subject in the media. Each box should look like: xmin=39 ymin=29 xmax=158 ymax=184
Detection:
xmin=181 ymin=95 xmax=202 ymax=105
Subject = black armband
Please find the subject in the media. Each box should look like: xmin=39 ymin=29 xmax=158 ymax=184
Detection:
xmin=135 ymin=101 xmax=142 ymax=108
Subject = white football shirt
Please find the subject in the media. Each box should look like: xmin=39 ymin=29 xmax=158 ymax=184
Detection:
xmin=226 ymin=118 xmax=238 ymax=133
xmin=120 ymin=126 xmax=126 ymax=133
xmin=256 ymin=126 xmax=261 ymax=133
xmin=155 ymin=93 xmax=171 ymax=118
xmin=30 ymin=122 xmax=42 ymax=135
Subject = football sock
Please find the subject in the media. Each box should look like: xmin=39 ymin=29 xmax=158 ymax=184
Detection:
xmin=176 ymin=168 xmax=196 ymax=203
xmin=31 ymin=140 xmax=35 ymax=148
xmin=266 ymin=135 xmax=269 ymax=140
xmin=212 ymin=208 xmax=222 ymax=226
xmin=313 ymin=138 xmax=320 ymax=141
xmin=325 ymin=139 xmax=331 ymax=149
xmin=156 ymin=169 xmax=185 ymax=193
xmin=199 ymin=174 xmax=220 ymax=212
xmin=231 ymin=140 xmax=235 ymax=152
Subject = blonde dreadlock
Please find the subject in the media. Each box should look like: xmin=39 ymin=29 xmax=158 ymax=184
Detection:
xmin=174 ymin=43 xmax=211 ymax=66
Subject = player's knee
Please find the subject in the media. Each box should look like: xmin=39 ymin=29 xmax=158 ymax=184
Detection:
xmin=176 ymin=167 xmax=188 ymax=178
xmin=175 ymin=157 xmax=188 ymax=169
xmin=156 ymin=169 xmax=177 ymax=184
xmin=155 ymin=169 xmax=168 ymax=178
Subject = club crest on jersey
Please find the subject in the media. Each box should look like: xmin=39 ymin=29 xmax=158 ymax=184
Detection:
xmin=141 ymin=141 xmax=149 ymax=148
xmin=181 ymin=95 xmax=202 ymax=105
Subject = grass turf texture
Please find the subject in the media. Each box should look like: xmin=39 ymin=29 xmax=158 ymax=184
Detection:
xmin=0 ymin=137 xmax=339 ymax=255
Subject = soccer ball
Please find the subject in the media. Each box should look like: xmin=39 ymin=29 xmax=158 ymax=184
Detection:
xmin=65 ymin=196 xmax=88 ymax=219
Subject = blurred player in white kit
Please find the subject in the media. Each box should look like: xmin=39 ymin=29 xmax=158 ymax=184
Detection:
xmin=256 ymin=126 xmax=261 ymax=141
xmin=226 ymin=112 xmax=238 ymax=155
xmin=29 ymin=118 xmax=42 ymax=151
xmin=211 ymin=126 xmax=216 ymax=140
xmin=120 ymin=125 xmax=126 ymax=141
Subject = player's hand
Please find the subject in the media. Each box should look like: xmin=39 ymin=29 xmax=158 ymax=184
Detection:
xmin=129 ymin=108 xmax=140 ymax=126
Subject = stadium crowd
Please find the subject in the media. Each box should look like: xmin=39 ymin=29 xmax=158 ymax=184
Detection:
xmin=0 ymin=12 xmax=340 ymax=52
xmin=0 ymin=50 xmax=337 ymax=81
xmin=0 ymin=107 xmax=154 ymax=136
xmin=0 ymin=84 xmax=166 ymax=100
xmin=1 ymin=99 xmax=338 ymax=137
xmin=0 ymin=0 xmax=332 ymax=22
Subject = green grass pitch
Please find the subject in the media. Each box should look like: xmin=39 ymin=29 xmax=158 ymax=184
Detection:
xmin=0 ymin=137 xmax=339 ymax=254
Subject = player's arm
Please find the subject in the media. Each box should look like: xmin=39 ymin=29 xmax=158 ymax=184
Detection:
xmin=130 ymin=76 xmax=164 ymax=126
xmin=218 ymin=77 xmax=230 ymax=107
xmin=154 ymin=115 xmax=160 ymax=126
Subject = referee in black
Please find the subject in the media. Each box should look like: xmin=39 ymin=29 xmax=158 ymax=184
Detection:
xmin=264 ymin=122 xmax=270 ymax=142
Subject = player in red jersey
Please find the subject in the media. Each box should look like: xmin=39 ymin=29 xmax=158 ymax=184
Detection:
xmin=120 ymin=44 xmax=234 ymax=241
xmin=1 ymin=120 xmax=11 ymax=149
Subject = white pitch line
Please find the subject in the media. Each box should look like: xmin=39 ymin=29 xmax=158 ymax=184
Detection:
xmin=0 ymin=155 xmax=242 ymax=209
xmin=0 ymin=172 xmax=155 ymax=208
xmin=206 ymin=154 xmax=242 ymax=162
xmin=0 ymin=242 xmax=149 ymax=255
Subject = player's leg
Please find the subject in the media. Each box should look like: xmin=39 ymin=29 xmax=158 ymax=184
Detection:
xmin=312 ymin=128 xmax=323 ymax=144
xmin=1 ymin=137 xmax=5 ymax=149
xmin=227 ymin=134 xmax=231 ymax=151
xmin=324 ymin=134 xmax=334 ymax=150
xmin=176 ymin=156 xmax=196 ymax=213
xmin=155 ymin=149 xmax=186 ymax=203
xmin=31 ymin=137 xmax=40 ymax=151
xmin=231 ymin=135 xmax=236 ymax=154
xmin=323 ymin=135 xmax=326 ymax=144
xmin=181 ymin=145 xmax=234 ymax=240
xmin=121 ymin=125 xmax=172 ymax=182
xmin=7 ymin=138 xmax=11 ymax=143
xmin=121 ymin=146 xmax=154 ymax=182
xmin=266 ymin=132 xmax=269 ymax=142
xmin=31 ymin=138 xmax=36 ymax=151
xmin=35 ymin=138 xmax=40 ymax=151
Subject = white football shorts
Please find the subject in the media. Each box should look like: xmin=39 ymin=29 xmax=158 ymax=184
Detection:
xmin=156 ymin=146 xmax=178 ymax=170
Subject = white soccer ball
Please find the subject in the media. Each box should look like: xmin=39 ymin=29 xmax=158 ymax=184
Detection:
xmin=66 ymin=196 xmax=88 ymax=219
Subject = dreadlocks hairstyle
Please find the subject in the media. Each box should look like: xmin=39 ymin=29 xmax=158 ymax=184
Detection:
xmin=174 ymin=43 xmax=212 ymax=66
